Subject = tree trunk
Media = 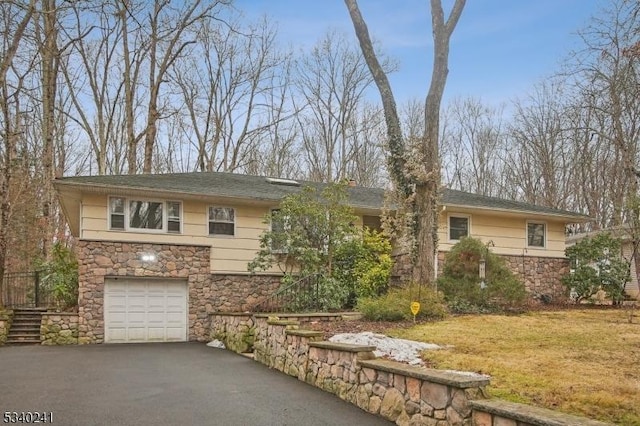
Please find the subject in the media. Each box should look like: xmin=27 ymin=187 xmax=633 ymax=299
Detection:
xmin=39 ymin=0 xmax=59 ymax=259
xmin=413 ymin=0 xmax=465 ymax=283
xmin=345 ymin=0 xmax=465 ymax=285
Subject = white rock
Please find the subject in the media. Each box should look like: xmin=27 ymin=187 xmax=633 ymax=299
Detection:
xmin=329 ymin=332 xmax=440 ymax=365
xmin=206 ymin=339 xmax=226 ymax=349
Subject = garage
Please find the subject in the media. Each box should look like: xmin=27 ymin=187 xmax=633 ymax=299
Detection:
xmin=104 ymin=278 xmax=188 ymax=343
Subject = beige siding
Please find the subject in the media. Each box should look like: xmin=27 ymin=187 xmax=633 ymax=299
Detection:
xmin=79 ymin=194 xmax=570 ymax=274
xmin=80 ymin=195 xmax=278 ymax=274
xmin=438 ymin=210 xmax=566 ymax=258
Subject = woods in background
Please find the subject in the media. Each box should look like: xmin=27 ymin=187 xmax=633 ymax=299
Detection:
xmin=0 ymin=0 xmax=639 ymax=276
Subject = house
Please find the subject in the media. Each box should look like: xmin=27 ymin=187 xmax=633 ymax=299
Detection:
xmin=54 ymin=171 xmax=589 ymax=344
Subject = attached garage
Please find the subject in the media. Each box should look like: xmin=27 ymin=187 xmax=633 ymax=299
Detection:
xmin=104 ymin=278 xmax=188 ymax=343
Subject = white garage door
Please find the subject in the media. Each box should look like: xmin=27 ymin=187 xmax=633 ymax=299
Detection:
xmin=104 ymin=278 xmax=188 ymax=343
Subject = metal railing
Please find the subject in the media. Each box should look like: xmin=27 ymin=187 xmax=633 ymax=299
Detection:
xmin=1 ymin=271 xmax=55 ymax=308
xmin=254 ymin=274 xmax=322 ymax=313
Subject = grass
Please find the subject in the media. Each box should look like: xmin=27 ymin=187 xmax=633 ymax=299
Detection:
xmin=389 ymin=308 xmax=640 ymax=425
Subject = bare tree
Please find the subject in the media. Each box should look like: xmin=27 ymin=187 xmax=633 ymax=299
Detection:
xmin=0 ymin=0 xmax=36 ymax=305
xmin=441 ymin=97 xmax=506 ymax=196
xmin=60 ymin=1 xmax=124 ymax=175
xmin=569 ymin=0 xmax=640 ymax=288
xmin=504 ymin=81 xmax=576 ymax=209
xmin=173 ymin=14 xmax=289 ymax=173
xmin=345 ymin=0 xmax=466 ymax=284
xmin=294 ymin=30 xmax=383 ymax=183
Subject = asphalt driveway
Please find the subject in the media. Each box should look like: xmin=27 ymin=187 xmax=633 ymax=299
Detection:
xmin=0 ymin=343 xmax=392 ymax=426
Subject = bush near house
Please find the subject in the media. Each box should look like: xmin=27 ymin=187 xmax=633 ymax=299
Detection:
xmin=437 ymin=237 xmax=526 ymax=312
xmin=38 ymin=243 xmax=79 ymax=310
xmin=333 ymin=228 xmax=393 ymax=307
xmin=249 ymin=183 xmax=393 ymax=311
xmin=562 ymin=233 xmax=629 ymax=304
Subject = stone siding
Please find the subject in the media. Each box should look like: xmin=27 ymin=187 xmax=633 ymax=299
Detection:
xmin=0 ymin=310 xmax=13 ymax=345
xmin=41 ymin=313 xmax=79 ymax=345
xmin=501 ymin=255 xmax=569 ymax=300
xmin=77 ymin=240 xmax=281 ymax=344
xmin=394 ymin=251 xmax=569 ymax=300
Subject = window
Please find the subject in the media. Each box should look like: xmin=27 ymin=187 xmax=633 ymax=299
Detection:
xmin=363 ymin=215 xmax=382 ymax=233
xmin=527 ymin=222 xmax=546 ymax=248
xmin=109 ymin=197 xmax=125 ymax=230
xmin=108 ymin=197 xmax=181 ymax=233
xmin=270 ymin=209 xmax=288 ymax=252
xmin=129 ymin=200 xmax=163 ymax=230
xmin=209 ymin=207 xmax=235 ymax=236
xmin=449 ymin=215 xmax=469 ymax=241
xmin=167 ymin=202 xmax=181 ymax=233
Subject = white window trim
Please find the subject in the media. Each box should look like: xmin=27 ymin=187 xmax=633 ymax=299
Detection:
xmin=448 ymin=213 xmax=471 ymax=243
xmin=526 ymin=220 xmax=547 ymax=249
xmin=108 ymin=196 xmax=182 ymax=234
xmin=108 ymin=196 xmax=126 ymax=231
xmin=270 ymin=208 xmax=289 ymax=253
xmin=208 ymin=206 xmax=236 ymax=237
xmin=166 ymin=200 xmax=182 ymax=234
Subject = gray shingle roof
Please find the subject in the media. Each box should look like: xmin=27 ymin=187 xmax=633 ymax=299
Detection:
xmin=54 ymin=171 xmax=589 ymax=220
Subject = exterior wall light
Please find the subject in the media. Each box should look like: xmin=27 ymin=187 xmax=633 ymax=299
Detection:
xmin=140 ymin=253 xmax=157 ymax=262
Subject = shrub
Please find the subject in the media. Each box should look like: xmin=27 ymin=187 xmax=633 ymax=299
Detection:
xmin=562 ymin=233 xmax=629 ymax=304
xmin=333 ymin=229 xmax=393 ymax=307
xmin=357 ymin=285 xmax=448 ymax=321
xmin=437 ymin=237 xmax=526 ymax=312
xmin=38 ymin=243 xmax=78 ymax=309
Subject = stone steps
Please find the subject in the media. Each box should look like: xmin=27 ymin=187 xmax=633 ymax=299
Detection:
xmin=6 ymin=308 xmax=45 ymax=345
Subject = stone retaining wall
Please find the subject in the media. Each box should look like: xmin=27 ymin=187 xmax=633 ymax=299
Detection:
xmin=41 ymin=313 xmax=79 ymax=345
xmin=211 ymin=313 xmax=610 ymax=425
xmin=210 ymin=313 xmax=255 ymax=353
xmin=470 ymin=400 xmax=611 ymax=426
xmin=0 ymin=310 xmax=13 ymax=345
xmin=239 ymin=315 xmax=490 ymax=425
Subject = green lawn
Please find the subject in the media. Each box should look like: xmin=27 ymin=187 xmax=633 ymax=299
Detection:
xmin=389 ymin=308 xmax=640 ymax=425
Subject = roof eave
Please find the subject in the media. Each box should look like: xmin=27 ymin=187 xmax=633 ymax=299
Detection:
xmin=443 ymin=202 xmax=591 ymax=222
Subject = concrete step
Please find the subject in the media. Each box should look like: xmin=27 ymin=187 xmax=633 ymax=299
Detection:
xmin=10 ymin=318 xmax=41 ymax=323
xmin=9 ymin=328 xmax=40 ymax=334
xmin=5 ymin=338 xmax=41 ymax=345
xmin=7 ymin=332 xmax=40 ymax=338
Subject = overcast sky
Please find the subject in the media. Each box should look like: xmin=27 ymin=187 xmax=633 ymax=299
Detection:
xmin=236 ymin=0 xmax=604 ymax=107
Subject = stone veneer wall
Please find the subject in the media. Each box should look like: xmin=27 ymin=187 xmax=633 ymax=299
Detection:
xmin=500 ymin=254 xmax=569 ymax=300
xmin=0 ymin=310 xmax=13 ymax=345
xmin=393 ymin=251 xmax=569 ymax=301
xmin=41 ymin=313 xmax=79 ymax=345
xmin=77 ymin=241 xmax=281 ymax=344
xmin=212 ymin=313 xmax=612 ymax=426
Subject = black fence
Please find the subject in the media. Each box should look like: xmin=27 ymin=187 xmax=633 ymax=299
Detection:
xmin=254 ymin=274 xmax=322 ymax=313
xmin=1 ymin=271 xmax=55 ymax=308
